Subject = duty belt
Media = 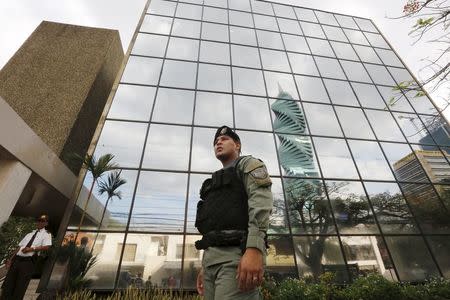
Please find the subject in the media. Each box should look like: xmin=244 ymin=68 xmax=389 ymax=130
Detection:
xmin=195 ymin=230 xmax=247 ymax=250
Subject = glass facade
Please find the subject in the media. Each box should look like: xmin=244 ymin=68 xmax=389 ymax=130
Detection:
xmin=60 ymin=0 xmax=450 ymax=289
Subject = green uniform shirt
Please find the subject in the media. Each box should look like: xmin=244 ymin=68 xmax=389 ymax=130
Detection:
xmin=202 ymin=155 xmax=273 ymax=267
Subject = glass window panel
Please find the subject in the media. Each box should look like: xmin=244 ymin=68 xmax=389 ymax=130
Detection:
xmin=426 ymin=236 xmax=450 ymax=278
xmin=230 ymin=44 xmax=260 ymax=68
xmin=326 ymin=180 xmax=379 ymax=233
xmin=388 ymin=67 xmax=414 ymax=84
xmin=182 ymin=235 xmax=204 ymax=289
xmin=265 ymin=236 xmax=297 ymax=281
xmin=132 ymin=34 xmax=168 ymax=57
xmin=273 ymin=4 xmax=296 ymax=19
xmin=278 ymin=18 xmax=302 ymax=35
xmin=282 ymin=34 xmax=310 ymax=53
xmin=400 ymin=183 xmax=450 ymax=233
xmin=269 ymin=179 xmax=289 ymax=234
xmin=378 ymin=86 xmax=414 ymax=113
xmin=229 ymin=0 xmax=251 ymax=12
xmin=142 ymin=124 xmax=191 ymax=170
xmin=315 ymin=57 xmax=346 ymax=79
xmin=411 ymin=144 xmax=450 ymax=184
xmin=343 ymin=28 xmax=369 ymax=45
xmin=202 ymin=22 xmax=229 ymax=42
xmin=348 ymin=140 xmax=394 ymax=180
xmin=335 ymin=107 xmax=375 ymax=139
xmin=365 ymin=109 xmax=406 ymax=142
xmin=257 ymin=30 xmax=284 ymax=50
xmin=198 ymin=64 xmax=231 ymax=93
xmin=323 ymin=25 xmax=347 ymax=42
xmin=385 ymin=236 xmax=440 ymax=281
xmin=270 ymin=98 xmax=309 ymax=135
xmin=176 ymin=3 xmax=202 ymax=20
xmin=335 ymin=15 xmax=359 ymax=29
xmin=254 ymin=14 xmax=278 ymax=31
xmin=375 ymin=48 xmax=403 ymax=67
xmin=204 ymin=0 xmax=227 ymax=8
xmin=355 ymin=18 xmax=378 ymax=32
xmin=341 ymin=236 xmax=396 ymax=280
xmin=203 ymin=6 xmax=228 ymax=24
xmin=148 ymin=0 xmax=176 ymax=16
xmin=330 ymin=41 xmax=359 ymax=60
xmin=236 ymin=130 xmax=280 ymax=175
xmin=365 ymin=32 xmax=389 ymax=48
xmin=300 ymin=21 xmax=325 ymax=38
xmin=95 ymin=120 xmax=147 ymax=168
xmin=405 ymin=90 xmax=438 ymax=115
xmin=353 ymin=45 xmax=381 ymax=64
xmin=160 ymin=60 xmax=197 ymax=89
xmin=230 ymin=26 xmax=257 ymax=46
xmin=364 ymin=182 xmax=419 ymax=233
xmin=200 ymin=40 xmax=230 ymax=65
xmin=314 ymin=138 xmax=358 ymax=179
xmin=182 ymin=0 xmax=203 ymax=3
xmin=232 ymin=67 xmax=266 ymax=96
xmin=141 ymin=15 xmax=172 ymax=35
xmin=351 ymin=82 xmax=386 ymax=109
xmin=152 ymin=88 xmax=195 ymax=124
xmin=172 ymin=18 xmax=201 ymax=38
xmin=251 ymin=0 xmax=274 ymax=15
xmin=340 ymin=60 xmax=371 ymax=83
xmin=365 ymin=64 xmax=396 ymax=86
xmin=187 ymin=175 xmax=209 ymax=233
xmin=307 ymin=37 xmax=334 ymax=57
xmin=166 ymin=37 xmax=199 ymax=61
xmin=275 ymin=134 xmax=320 ymax=177
xmin=191 ymin=127 xmax=223 ymax=172
xmin=265 ymin=71 xmax=299 ymax=100
xmin=293 ymin=236 xmax=349 ymax=283
xmin=194 ymin=92 xmax=233 ymax=126
xmin=234 ymin=95 xmax=272 ymax=131
xmin=260 ymin=49 xmax=290 ymax=72
xmin=108 ymin=84 xmax=156 ymax=121
xmin=316 ymin=11 xmax=339 ymax=26
xmin=285 ymin=179 xmax=335 ymax=234
xmin=288 ymin=53 xmax=319 ymax=76
xmin=296 ymin=75 xmax=329 ymax=103
xmin=294 ymin=8 xmax=318 ymax=23
xmin=323 ymin=79 xmax=359 ymax=106
xmin=130 ymin=172 xmax=188 ymax=232
xmin=122 ymin=56 xmax=163 ymax=85
xmin=229 ymin=10 xmax=254 ymax=28
xmin=393 ymin=112 xmax=429 ymax=143
xmin=436 ymin=184 xmax=450 ymax=210
xmin=418 ymin=115 xmax=450 ymax=146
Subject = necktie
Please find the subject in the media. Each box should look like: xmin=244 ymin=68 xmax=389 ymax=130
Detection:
xmin=25 ymin=230 xmax=39 ymax=248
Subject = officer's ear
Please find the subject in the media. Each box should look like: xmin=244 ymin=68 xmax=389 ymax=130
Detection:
xmin=236 ymin=141 xmax=241 ymax=154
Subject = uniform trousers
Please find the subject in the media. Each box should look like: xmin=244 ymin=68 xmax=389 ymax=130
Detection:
xmin=203 ymin=260 xmax=260 ymax=300
xmin=1 ymin=256 xmax=35 ymax=300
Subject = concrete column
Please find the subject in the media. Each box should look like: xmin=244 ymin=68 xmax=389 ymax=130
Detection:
xmin=0 ymin=160 xmax=32 ymax=225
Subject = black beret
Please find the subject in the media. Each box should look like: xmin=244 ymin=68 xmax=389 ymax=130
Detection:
xmin=213 ymin=126 xmax=241 ymax=145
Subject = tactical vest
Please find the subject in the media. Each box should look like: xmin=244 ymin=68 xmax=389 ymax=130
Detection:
xmin=195 ymin=160 xmax=248 ymax=235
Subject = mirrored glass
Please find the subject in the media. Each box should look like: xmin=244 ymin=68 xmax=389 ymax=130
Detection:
xmin=254 ymin=14 xmax=278 ymax=31
xmin=375 ymin=49 xmax=403 ymax=67
xmin=260 ymin=49 xmax=290 ymax=72
xmin=268 ymin=179 xmax=289 ymax=234
xmin=204 ymin=0 xmax=227 ymax=8
xmin=330 ymin=41 xmax=359 ymax=60
xmin=300 ymin=21 xmax=325 ymax=38
xmin=142 ymin=124 xmax=191 ymax=170
xmin=202 ymin=22 xmax=229 ymax=42
xmin=229 ymin=10 xmax=254 ymax=28
xmin=166 ymin=37 xmax=199 ymax=61
xmin=316 ymin=11 xmax=339 ymax=26
xmin=172 ymin=18 xmax=201 ymax=38
xmin=148 ymin=0 xmax=176 ymax=16
xmin=288 ymin=53 xmax=318 ymax=76
xmin=182 ymin=0 xmax=203 ymax=3
xmin=130 ymin=171 xmax=188 ymax=232
xmin=182 ymin=235 xmax=204 ymax=289
xmin=265 ymin=236 xmax=297 ymax=281
xmin=273 ymin=3 xmax=296 ymax=19
xmin=326 ymin=180 xmax=379 ymax=233
xmin=108 ymin=84 xmax=156 ymax=121
xmin=282 ymin=34 xmax=310 ymax=53
xmin=418 ymin=115 xmax=450 ymax=146
xmin=365 ymin=64 xmax=396 ymax=86
xmin=343 ymin=28 xmax=369 ymax=45
xmin=160 ymin=60 xmax=197 ymax=89
xmin=364 ymin=182 xmax=419 ymax=233
xmin=257 ymin=30 xmax=284 ymax=50
xmin=426 ymin=236 xmax=450 ymax=278
xmin=335 ymin=107 xmax=375 ymax=139
xmin=235 ymin=95 xmax=272 ymax=131
xmin=293 ymin=236 xmax=349 ymax=283
xmin=323 ymin=25 xmax=347 ymax=42
xmin=293 ymin=7 xmax=318 ymax=23
xmin=277 ymin=18 xmax=302 ymax=35
xmin=315 ymin=57 xmax=346 ymax=79
xmin=229 ymin=0 xmax=251 ymax=12
xmin=355 ymin=18 xmax=378 ymax=32
xmin=232 ymin=67 xmax=266 ymax=96
xmin=353 ymin=45 xmax=381 ymax=64
xmin=200 ymin=40 xmax=230 ymax=65
xmin=307 ymin=37 xmax=334 ymax=57
xmin=340 ymin=60 xmax=371 ymax=83
xmin=203 ymin=6 xmax=228 ymax=24
xmin=323 ymin=79 xmax=359 ymax=106
xmin=191 ymin=127 xmax=223 ymax=172
xmin=230 ymin=26 xmax=257 ymax=46
xmin=393 ymin=112 xmax=429 ymax=143
xmin=194 ymin=92 xmax=233 ymax=127
xmin=296 ymin=76 xmax=329 ymax=103
xmin=365 ymin=109 xmax=406 ymax=142
xmin=410 ymin=144 xmax=450 ymax=184
xmin=378 ymin=86 xmax=414 ymax=113
xmin=335 ymin=15 xmax=358 ymax=29
xmin=230 ymin=44 xmax=260 ymax=68
xmin=176 ymin=3 xmax=202 ymax=20
xmin=348 ymin=140 xmax=394 ymax=180
xmin=314 ymin=138 xmax=358 ymax=179
xmin=270 ymin=98 xmax=309 ymax=135
xmin=187 ymin=175 xmax=209 ymax=233
xmin=141 ymin=15 xmax=172 ymax=35
xmin=351 ymin=82 xmax=386 ymax=109
xmin=122 ymin=56 xmax=163 ymax=85
xmin=385 ymin=236 xmax=440 ymax=281
xmin=251 ymin=0 xmax=274 ymax=15
xmin=405 ymin=90 xmax=438 ymax=115
xmin=152 ymin=88 xmax=195 ymax=124
xmin=364 ymin=32 xmax=389 ymax=48
xmin=95 ymin=120 xmax=147 ymax=168
xmin=388 ymin=67 xmax=414 ymax=84
xmin=265 ymin=71 xmax=299 ymax=100
xmin=132 ymin=34 xmax=168 ymax=57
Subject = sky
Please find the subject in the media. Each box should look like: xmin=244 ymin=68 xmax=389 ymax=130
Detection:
xmin=0 ymin=0 xmax=447 ymax=118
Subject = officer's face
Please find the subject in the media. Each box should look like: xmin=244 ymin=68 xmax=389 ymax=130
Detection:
xmin=214 ymin=135 xmax=240 ymax=160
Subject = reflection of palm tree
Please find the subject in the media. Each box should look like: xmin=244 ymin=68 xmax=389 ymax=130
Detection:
xmin=97 ymin=170 xmax=127 ymax=229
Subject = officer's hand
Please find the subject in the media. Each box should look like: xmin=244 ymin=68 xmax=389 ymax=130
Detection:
xmin=196 ymin=268 xmax=204 ymax=295
xmin=236 ymin=248 xmax=263 ymax=292
xmin=22 ymin=247 xmax=33 ymax=253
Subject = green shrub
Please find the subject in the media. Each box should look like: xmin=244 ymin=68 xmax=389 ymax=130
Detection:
xmin=273 ymin=278 xmax=309 ymax=300
xmin=402 ymin=278 xmax=450 ymax=300
xmin=338 ymin=274 xmax=403 ymax=300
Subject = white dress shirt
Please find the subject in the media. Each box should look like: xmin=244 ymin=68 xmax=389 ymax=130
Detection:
xmin=17 ymin=228 xmax=52 ymax=257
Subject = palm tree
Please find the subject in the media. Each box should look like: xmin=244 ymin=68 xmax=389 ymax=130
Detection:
xmin=97 ymin=170 xmax=127 ymax=230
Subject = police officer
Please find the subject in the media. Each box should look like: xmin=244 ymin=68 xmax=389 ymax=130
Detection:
xmin=1 ymin=214 xmax=52 ymax=300
xmin=195 ymin=126 xmax=273 ymax=300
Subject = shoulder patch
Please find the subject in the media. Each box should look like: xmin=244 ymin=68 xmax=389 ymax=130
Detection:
xmin=243 ymin=158 xmax=271 ymax=187
xmin=250 ymin=167 xmax=268 ymax=179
